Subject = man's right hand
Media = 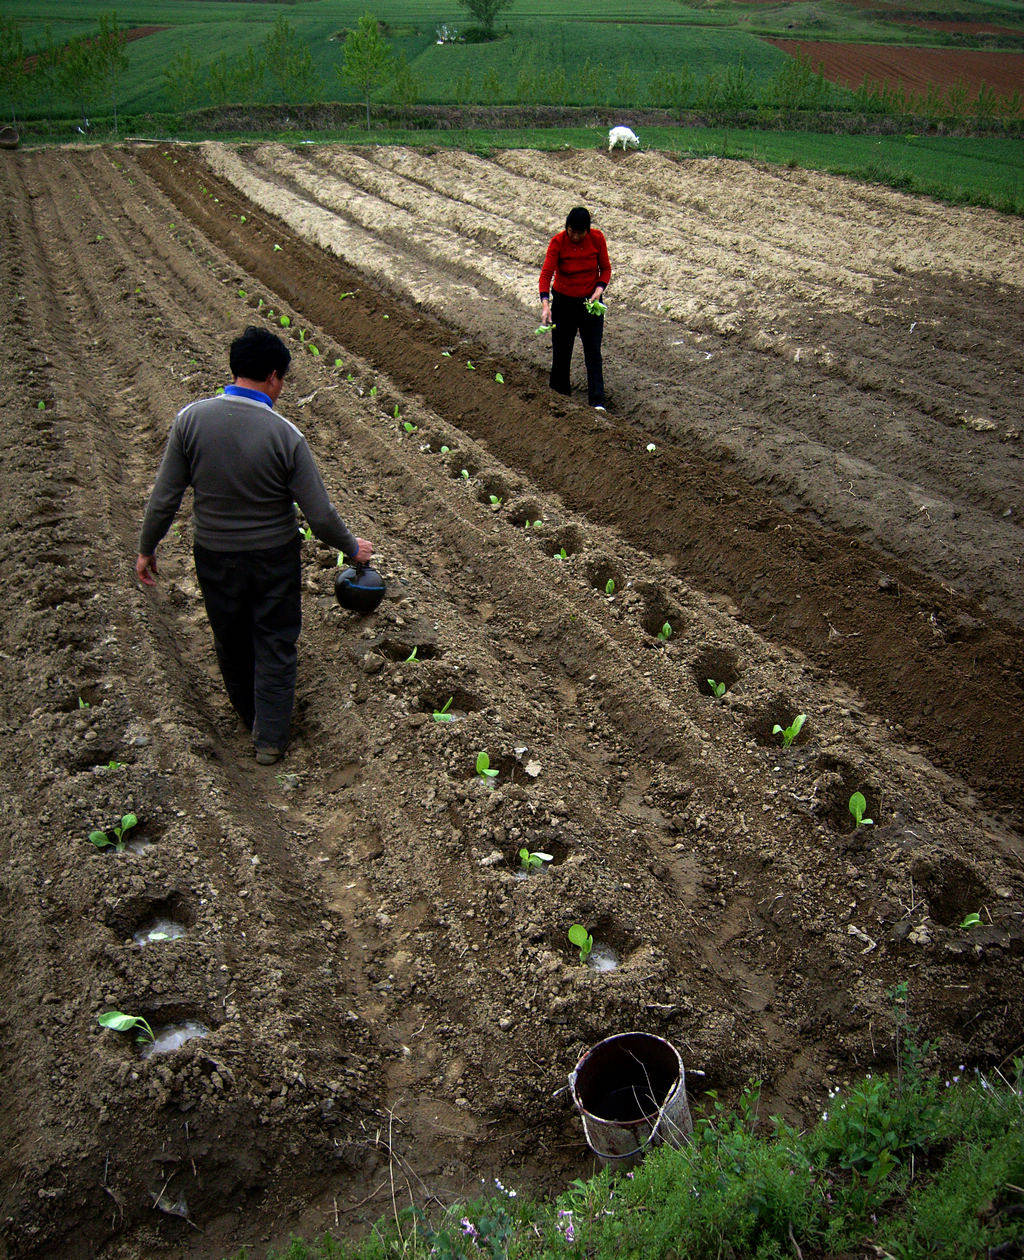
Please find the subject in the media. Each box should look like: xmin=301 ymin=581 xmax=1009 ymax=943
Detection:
xmin=136 ymin=553 xmax=158 ymax=586
xmin=353 ymin=538 xmax=373 ymax=564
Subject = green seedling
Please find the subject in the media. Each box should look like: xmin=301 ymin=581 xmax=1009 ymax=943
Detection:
xmin=393 ymin=404 xmax=401 ymax=418
xmin=849 ymin=791 xmax=873 ymax=827
xmin=646 ymin=442 xmax=657 ymax=453
xmin=961 ymin=912 xmax=982 ymax=928
xmin=78 ymin=696 xmax=90 ymax=709
xmin=369 ymin=386 xmax=378 ymax=398
xmin=466 ymin=361 xmax=475 ymax=370
xmin=772 ymin=714 xmax=806 ymax=748
xmin=299 ymin=524 xmax=313 ymax=542
xmin=519 ymin=848 xmax=553 ymax=872
xmin=534 ymin=323 xmax=555 ymax=335
xmin=257 ymin=298 xmax=265 ymax=310
xmin=403 ymin=421 xmax=418 ymax=434
xmin=489 ymin=495 xmax=503 ymax=507
xmin=442 ymin=350 xmax=451 ymax=357
xmin=440 ymin=445 xmax=450 ymax=455
xmin=605 ymin=578 xmax=615 ymax=595
xmin=239 ymin=214 xmax=246 ymax=223
xmin=37 ymin=401 xmax=46 ymax=410
xmin=584 ymin=298 xmax=607 ymax=316
xmin=568 ymin=924 xmax=593 ymax=963
xmin=279 ymin=314 xmax=291 ymax=328
xmin=309 ymin=345 xmax=320 ymax=356
xmin=339 ymin=291 xmax=355 ymax=299
xmin=460 ymin=469 xmax=469 ymax=480
xmin=298 ymin=328 xmax=307 ymax=342
xmin=708 ymin=678 xmax=726 ymax=699
xmin=556 ymin=547 xmax=568 ymax=560
xmin=346 ymin=373 xmax=355 ymax=383
xmin=334 ymin=358 xmax=343 ymax=368
xmin=237 ymin=288 xmax=247 ymax=298
xmin=404 ymin=646 xmax=418 ymax=663
xmin=382 ymin=313 xmax=389 ymax=320
xmin=495 ymin=373 xmax=504 ymax=384
xmin=432 ymin=697 xmax=454 ymax=722
xmin=88 ymin=813 xmax=138 ymax=852
xmin=105 ymin=759 xmax=125 ymax=770
xmin=475 ymin=751 xmax=498 ymax=780
xmin=98 ymin=1010 xmax=155 ymax=1044
xmin=657 ymin=621 xmax=672 ymax=641
xmin=273 ymin=243 xmax=282 ymax=251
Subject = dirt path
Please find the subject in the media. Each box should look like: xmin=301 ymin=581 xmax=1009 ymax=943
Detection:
xmin=0 ymin=143 xmax=1021 ymax=1259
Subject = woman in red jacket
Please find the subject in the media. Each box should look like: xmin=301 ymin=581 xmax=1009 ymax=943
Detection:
xmin=539 ymin=206 xmax=612 ymax=410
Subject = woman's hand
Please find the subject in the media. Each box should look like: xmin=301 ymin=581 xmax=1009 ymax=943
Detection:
xmin=541 ymin=299 xmax=551 ymax=325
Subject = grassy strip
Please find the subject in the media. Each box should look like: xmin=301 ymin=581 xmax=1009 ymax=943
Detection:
xmin=234 ymin=1059 xmax=1024 ymax=1259
xmin=94 ymin=119 xmax=1022 ymax=215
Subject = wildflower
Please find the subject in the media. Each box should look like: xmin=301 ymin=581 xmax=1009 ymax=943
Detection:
xmin=461 ymin=1217 xmax=479 ymax=1238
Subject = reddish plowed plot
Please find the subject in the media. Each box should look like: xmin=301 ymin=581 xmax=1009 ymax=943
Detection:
xmin=768 ymin=37 xmax=1024 ymax=96
xmin=0 ymin=142 xmax=1021 ymax=1259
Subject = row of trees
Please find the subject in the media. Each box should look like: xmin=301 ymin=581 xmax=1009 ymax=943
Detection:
xmin=162 ymin=15 xmax=416 ymax=127
xmin=1 ymin=13 xmax=128 ymax=131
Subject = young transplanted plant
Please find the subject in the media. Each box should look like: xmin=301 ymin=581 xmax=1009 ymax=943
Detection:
xmin=849 ymin=791 xmax=873 ymax=827
xmin=773 ymin=714 xmax=806 ymax=748
xmin=475 ymin=751 xmax=498 ymax=781
xmin=98 ymin=1010 xmax=155 ymax=1044
xmin=519 ymin=847 xmax=553 ymax=872
xmin=708 ymin=678 xmax=726 ymax=699
xmin=88 ymin=813 xmax=138 ymax=852
xmin=568 ymin=924 xmax=593 ymax=964
xmin=657 ymin=621 xmax=672 ymax=641
xmin=432 ymin=697 xmax=454 ymax=722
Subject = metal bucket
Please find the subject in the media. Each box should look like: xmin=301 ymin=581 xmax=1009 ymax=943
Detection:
xmin=568 ymin=1031 xmax=692 ymax=1168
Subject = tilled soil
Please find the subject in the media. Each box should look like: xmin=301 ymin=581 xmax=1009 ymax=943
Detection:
xmin=0 ymin=142 xmax=1021 ymax=1259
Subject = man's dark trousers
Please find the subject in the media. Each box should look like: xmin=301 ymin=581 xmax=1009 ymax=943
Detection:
xmin=550 ymin=292 xmax=606 ymax=407
xmin=193 ymin=538 xmax=302 ymax=751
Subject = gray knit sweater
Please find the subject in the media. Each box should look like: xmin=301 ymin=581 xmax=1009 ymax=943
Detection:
xmin=138 ymin=390 xmax=358 ymax=558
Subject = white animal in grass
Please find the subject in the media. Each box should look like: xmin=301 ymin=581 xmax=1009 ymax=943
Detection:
xmin=608 ymin=125 xmax=640 ymax=152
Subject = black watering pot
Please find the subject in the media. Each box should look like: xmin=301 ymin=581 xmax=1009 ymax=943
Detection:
xmin=334 ymin=562 xmax=386 ymax=614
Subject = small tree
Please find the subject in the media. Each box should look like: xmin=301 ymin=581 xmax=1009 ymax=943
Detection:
xmin=455 ymin=0 xmax=513 ymax=40
xmin=94 ymin=12 xmax=129 ymax=136
xmin=339 ymin=14 xmax=394 ymax=129
xmin=262 ymin=16 xmax=323 ymax=104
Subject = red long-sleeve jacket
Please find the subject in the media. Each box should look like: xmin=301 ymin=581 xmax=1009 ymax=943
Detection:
xmin=539 ymin=228 xmax=611 ymax=300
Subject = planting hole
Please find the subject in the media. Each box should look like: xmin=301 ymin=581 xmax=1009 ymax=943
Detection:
xmin=477 ymin=475 xmax=512 ymax=507
xmin=748 ymin=698 xmax=811 ymax=749
xmin=641 ymin=588 xmax=685 ymax=640
xmin=107 ymin=893 xmax=193 ymax=941
xmin=909 ymin=855 xmax=989 ymax=927
xmin=812 ymin=757 xmax=880 ymax=835
xmin=509 ymin=499 xmax=544 ymax=528
xmin=692 ymin=648 xmax=742 ymax=697
xmin=418 ymin=684 xmax=480 ymax=717
xmin=448 ymin=454 xmax=477 ymax=479
xmin=544 ymin=525 xmax=582 ymax=559
xmin=373 ymin=625 xmax=440 ymax=662
xmin=584 ymin=557 xmax=623 ymax=595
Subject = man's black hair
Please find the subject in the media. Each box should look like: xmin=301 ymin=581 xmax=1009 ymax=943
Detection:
xmin=565 ymin=206 xmax=591 ymax=232
xmin=230 ymin=326 xmax=291 ymax=381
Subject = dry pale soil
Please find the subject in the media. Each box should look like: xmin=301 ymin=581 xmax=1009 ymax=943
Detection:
xmin=0 ymin=140 xmax=1022 ymax=1258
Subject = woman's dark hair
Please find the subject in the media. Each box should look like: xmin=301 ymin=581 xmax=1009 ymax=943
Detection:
xmin=229 ymin=326 xmax=291 ymax=381
xmin=565 ymin=206 xmax=591 ymax=232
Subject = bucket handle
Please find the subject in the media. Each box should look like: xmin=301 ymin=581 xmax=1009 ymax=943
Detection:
xmin=574 ymin=1074 xmax=682 ymax=1163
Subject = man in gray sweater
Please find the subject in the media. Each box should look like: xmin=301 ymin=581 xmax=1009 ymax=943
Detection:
xmin=137 ymin=326 xmax=371 ymax=765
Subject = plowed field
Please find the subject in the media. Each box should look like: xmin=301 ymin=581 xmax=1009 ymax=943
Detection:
xmin=768 ymin=37 xmax=1024 ymax=99
xmin=1 ymin=141 xmax=1022 ymax=1259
